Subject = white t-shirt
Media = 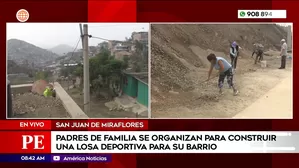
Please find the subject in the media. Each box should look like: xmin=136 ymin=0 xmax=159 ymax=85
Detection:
xmin=281 ymin=42 xmax=287 ymax=56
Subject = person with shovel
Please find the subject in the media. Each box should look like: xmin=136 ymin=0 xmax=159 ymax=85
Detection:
xmin=206 ymin=53 xmax=239 ymax=96
xmin=43 ymin=84 xmax=55 ymax=97
xmin=252 ymin=43 xmax=264 ymax=64
xmin=230 ymin=41 xmax=239 ymax=70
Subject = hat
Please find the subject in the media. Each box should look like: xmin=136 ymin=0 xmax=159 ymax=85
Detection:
xmin=48 ymin=84 xmax=54 ymax=89
xmin=281 ymin=39 xmax=286 ymax=42
xmin=232 ymin=41 xmax=237 ymax=47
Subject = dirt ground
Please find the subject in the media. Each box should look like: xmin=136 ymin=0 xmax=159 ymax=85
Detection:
xmin=233 ymin=74 xmax=292 ymax=119
xmin=12 ymin=93 xmax=69 ymax=118
xmin=151 ymin=24 xmax=292 ymax=118
xmin=151 ymin=53 xmax=292 ymax=118
xmin=61 ymin=84 xmax=138 ymax=118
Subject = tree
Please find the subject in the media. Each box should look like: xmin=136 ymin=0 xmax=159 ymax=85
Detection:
xmin=131 ymin=40 xmax=148 ymax=72
xmin=28 ymin=73 xmax=34 ymax=78
xmin=35 ymin=70 xmax=51 ymax=81
xmin=130 ymin=52 xmax=143 ymax=72
xmin=134 ymin=40 xmax=144 ymax=54
xmin=73 ymin=65 xmax=83 ymax=77
xmin=122 ymin=55 xmax=130 ymax=69
xmin=89 ymin=50 xmax=127 ymax=98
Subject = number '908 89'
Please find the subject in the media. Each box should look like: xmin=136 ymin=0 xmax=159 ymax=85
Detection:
xmin=247 ymin=12 xmax=259 ymax=17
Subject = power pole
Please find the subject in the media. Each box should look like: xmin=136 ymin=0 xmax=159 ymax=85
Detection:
xmin=79 ymin=24 xmax=84 ymax=49
xmin=83 ymin=24 xmax=90 ymax=113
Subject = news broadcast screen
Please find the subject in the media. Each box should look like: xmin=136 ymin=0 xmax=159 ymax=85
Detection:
xmin=1 ymin=0 xmax=297 ymax=168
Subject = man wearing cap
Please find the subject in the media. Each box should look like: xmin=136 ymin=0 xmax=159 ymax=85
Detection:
xmin=279 ymin=39 xmax=288 ymax=69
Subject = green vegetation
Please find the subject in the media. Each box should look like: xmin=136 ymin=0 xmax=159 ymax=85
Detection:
xmin=60 ymin=49 xmax=128 ymax=98
xmin=35 ymin=71 xmax=51 ymax=81
xmin=130 ymin=40 xmax=148 ymax=72
xmin=59 ymin=39 xmax=148 ymax=98
xmin=89 ymin=50 xmax=127 ymax=97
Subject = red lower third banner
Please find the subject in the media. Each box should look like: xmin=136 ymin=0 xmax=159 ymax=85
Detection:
xmin=0 ymin=120 xmax=148 ymax=131
xmin=0 ymin=131 xmax=51 ymax=153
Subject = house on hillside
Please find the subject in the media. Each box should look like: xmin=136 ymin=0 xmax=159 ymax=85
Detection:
xmin=89 ymin=46 xmax=98 ymax=57
xmin=98 ymin=41 xmax=109 ymax=49
xmin=109 ymin=43 xmax=131 ymax=56
xmin=115 ymin=43 xmax=130 ymax=52
xmin=108 ymin=40 xmax=119 ymax=51
xmin=132 ymin=32 xmax=148 ymax=44
xmin=63 ymin=63 xmax=78 ymax=67
xmin=121 ymin=71 xmax=148 ymax=107
xmin=114 ymin=51 xmax=132 ymax=60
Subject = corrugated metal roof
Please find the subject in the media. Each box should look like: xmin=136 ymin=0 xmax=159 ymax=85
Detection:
xmin=122 ymin=71 xmax=148 ymax=84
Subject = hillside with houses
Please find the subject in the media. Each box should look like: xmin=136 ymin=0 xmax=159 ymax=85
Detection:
xmin=8 ymin=24 xmax=149 ymax=119
xmin=55 ymin=30 xmax=149 ymax=118
xmin=55 ymin=31 xmax=148 ymax=71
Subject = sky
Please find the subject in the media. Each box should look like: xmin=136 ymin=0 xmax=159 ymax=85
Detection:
xmin=7 ymin=23 xmax=149 ymax=49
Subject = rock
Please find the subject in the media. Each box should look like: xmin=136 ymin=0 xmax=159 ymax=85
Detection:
xmin=19 ymin=111 xmax=27 ymax=115
xmin=169 ymin=91 xmax=179 ymax=94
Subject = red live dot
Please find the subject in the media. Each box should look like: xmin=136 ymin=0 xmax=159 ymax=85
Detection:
xmin=22 ymin=135 xmax=44 ymax=150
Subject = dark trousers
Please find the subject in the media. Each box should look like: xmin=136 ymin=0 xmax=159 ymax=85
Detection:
xmin=280 ymin=55 xmax=286 ymax=68
xmin=254 ymin=52 xmax=263 ymax=64
xmin=230 ymin=55 xmax=238 ymax=69
xmin=218 ymin=68 xmax=234 ymax=88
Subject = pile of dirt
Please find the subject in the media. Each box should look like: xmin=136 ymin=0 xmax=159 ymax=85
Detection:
xmin=151 ymin=24 xmax=290 ymax=117
xmin=31 ymin=79 xmax=49 ymax=95
xmin=12 ymin=93 xmax=69 ymax=118
xmin=151 ymin=24 xmax=287 ymax=92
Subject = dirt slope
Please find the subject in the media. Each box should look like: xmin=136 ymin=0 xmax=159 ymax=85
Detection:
xmin=151 ymin=24 xmax=290 ymax=118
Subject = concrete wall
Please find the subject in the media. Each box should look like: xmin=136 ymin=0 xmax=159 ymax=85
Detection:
xmin=54 ymin=82 xmax=88 ymax=118
xmin=11 ymin=84 xmax=33 ymax=94
xmin=114 ymin=51 xmax=131 ymax=60
xmin=122 ymin=75 xmax=138 ymax=97
xmin=137 ymin=81 xmax=148 ymax=107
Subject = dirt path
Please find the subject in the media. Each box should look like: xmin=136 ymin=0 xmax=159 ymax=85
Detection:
xmin=151 ymin=55 xmax=292 ymax=118
xmin=233 ymin=74 xmax=292 ymax=119
xmin=65 ymin=88 xmax=138 ymax=118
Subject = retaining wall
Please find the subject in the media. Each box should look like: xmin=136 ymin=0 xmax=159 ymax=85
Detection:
xmin=11 ymin=84 xmax=32 ymax=95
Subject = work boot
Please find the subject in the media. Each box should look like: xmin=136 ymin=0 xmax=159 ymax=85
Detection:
xmin=233 ymin=89 xmax=239 ymax=96
xmin=278 ymin=67 xmax=285 ymax=69
xmin=219 ymin=88 xmax=223 ymax=95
